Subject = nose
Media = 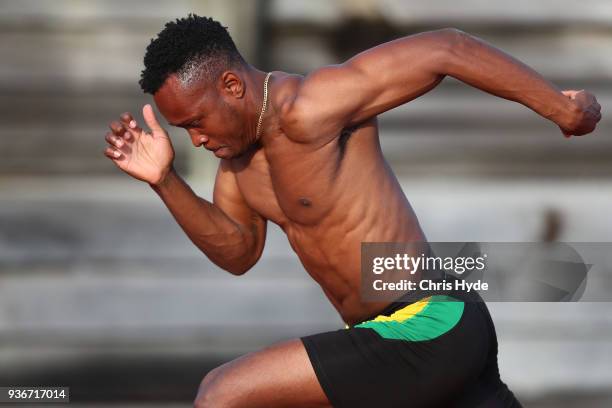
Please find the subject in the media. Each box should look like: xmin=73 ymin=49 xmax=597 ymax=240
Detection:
xmin=187 ymin=129 xmax=209 ymax=147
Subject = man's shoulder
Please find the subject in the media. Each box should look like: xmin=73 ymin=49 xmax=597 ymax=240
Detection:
xmin=268 ymin=71 xmax=302 ymax=118
xmin=268 ymin=70 xmax=342 ymax=144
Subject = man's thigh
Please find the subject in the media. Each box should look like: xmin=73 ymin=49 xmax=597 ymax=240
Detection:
xmin=195 ymin=338 xmax=331 ymax=408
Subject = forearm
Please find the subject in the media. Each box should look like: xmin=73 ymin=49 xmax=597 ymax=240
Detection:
xmin=151 ymin=169 xmax=254 ymax=274
xmin=443 ymin=30 xmax=580 ymax=129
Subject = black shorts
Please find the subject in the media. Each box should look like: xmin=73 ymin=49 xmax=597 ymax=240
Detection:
xmin=301 ymin=283 xmax=522 ymax=408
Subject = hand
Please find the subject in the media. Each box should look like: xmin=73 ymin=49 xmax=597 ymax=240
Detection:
xmin=104 ymin=104 xmax=175 ymax=185
xmin=559 ymin=90 xmax=602 ymax=137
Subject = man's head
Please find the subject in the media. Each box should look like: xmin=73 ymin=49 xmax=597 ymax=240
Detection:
xmin=140 ymin=14 xmax=255 ymax=159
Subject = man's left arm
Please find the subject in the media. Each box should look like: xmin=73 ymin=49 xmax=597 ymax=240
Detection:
xmin=288 ymin=28 xmax=601 ymax=139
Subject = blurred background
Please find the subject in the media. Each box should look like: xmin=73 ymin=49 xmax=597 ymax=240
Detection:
xmin=1 ymin=0 xmax=611 ymax=406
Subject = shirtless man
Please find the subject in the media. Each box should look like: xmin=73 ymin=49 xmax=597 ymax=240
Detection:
xmin=104 ymin=15 xmax=600 ymax=408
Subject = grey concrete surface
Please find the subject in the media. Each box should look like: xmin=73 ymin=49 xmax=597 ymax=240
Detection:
xmin=2 ymin=176 xmax=612 ymax=404
xmin=1 ymin=0 xmax=612 ymax=405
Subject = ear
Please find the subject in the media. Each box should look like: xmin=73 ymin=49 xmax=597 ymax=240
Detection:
xmin=220 ymin=71 xmax=245 ymax=99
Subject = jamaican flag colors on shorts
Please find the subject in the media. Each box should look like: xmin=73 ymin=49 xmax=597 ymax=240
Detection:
xmin=301 ymin=282 xmax=522 ymax=408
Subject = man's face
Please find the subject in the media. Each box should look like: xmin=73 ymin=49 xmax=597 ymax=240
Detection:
xmin=153 ymin=74 xmax=250 ymax=159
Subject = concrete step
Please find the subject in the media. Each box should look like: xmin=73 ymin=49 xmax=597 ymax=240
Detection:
xmin=2 ymin=177 xmax=612 ymax=398
xmin=1 ymin=83 xmax=610 ymax=176
xmin=268 ymin=1 xmax=612 ymax=81
xmin=269 ymin=0 xmax=612 ymax=26
xmin=270 ymin=27 xmax=612 ymax=81
xmin=0 ymin=89 xmax=193 ymax=175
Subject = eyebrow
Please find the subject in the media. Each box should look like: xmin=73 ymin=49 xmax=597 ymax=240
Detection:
xmin=170 ymin=117 xmax=198 ymax=127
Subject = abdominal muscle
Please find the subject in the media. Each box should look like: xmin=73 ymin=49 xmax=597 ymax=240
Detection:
xmin=284 ymin=176 xmax=426 ymax=325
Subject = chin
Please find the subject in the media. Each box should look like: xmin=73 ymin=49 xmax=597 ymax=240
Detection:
xmin=214 ymin=147 xmax=236 ymax=159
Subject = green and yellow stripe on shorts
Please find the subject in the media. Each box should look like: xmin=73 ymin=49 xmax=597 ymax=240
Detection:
xmin=354 ymin=295 xmax=465 ymax=341
xmin=302 ymin=291 xmax=521 ymax=407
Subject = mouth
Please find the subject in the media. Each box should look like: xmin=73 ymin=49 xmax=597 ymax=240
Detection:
xmin=212 ymin=146 xmax=228 ymax=157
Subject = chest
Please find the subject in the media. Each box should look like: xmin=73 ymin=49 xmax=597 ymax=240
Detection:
xmin=233 ymin=131 xmax=356 ymax=226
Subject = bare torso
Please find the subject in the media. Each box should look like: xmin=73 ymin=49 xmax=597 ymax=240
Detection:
xmin=228 ymin=72 xmax=426 ymax=325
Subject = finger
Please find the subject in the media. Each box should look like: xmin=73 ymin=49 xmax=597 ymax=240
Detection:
xmin=143 ymin=104 xmax=162 ymax=132
xmin=593 ymin=101 xmax=601 ymax=112
xmin=588 ymin=108 xmax=601 ymax=121
xmin=121 ymin=112 xmax=141 ymax=131
xmin=560 ymin=125 xmax=572 ymax=138
xmin=109 ymin=121 xmax=127 ymax=137
xmin=562 ymin=90 xmax=578 ymax=99
xmin=120 ymin=112 xmax=142 ymax=141
xmin=105 ymin=132 xmax=125 ymax=148
xmin=120 ymin=111 xmax=134 ymax=124
xmin=104 ymin=146 xmax=123 ymax=160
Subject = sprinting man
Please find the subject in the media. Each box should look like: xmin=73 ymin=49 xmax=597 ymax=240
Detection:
xmin=104 ymin=15 xmax=600 ymax=407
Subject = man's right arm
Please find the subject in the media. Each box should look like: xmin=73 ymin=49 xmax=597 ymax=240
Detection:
xmin=104 ymin=105 xmax=265 ymax=275
xmin=151 ymin=163 xmax=266 ymax=275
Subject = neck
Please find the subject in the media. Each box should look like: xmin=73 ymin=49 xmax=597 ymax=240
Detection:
xmin=243 ymin=66 xmax=270 ymax=144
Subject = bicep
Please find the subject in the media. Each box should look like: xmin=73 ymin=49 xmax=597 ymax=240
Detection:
xmin=213 ymin=160 xmax=267 ymax=263
xmin=289 ymin=29 xmax=455 ymax=135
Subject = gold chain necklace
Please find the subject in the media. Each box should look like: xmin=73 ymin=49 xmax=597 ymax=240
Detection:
xmin=255 ymin=72 xmax=272 ymax=138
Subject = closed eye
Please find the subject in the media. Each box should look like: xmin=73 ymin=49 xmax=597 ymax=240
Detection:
xmin=174 ymin=116 xmax=203 ymax=129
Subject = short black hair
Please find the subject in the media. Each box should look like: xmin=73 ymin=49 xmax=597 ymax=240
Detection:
xmin=139 ymin=14 xmax=245 ymax=94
